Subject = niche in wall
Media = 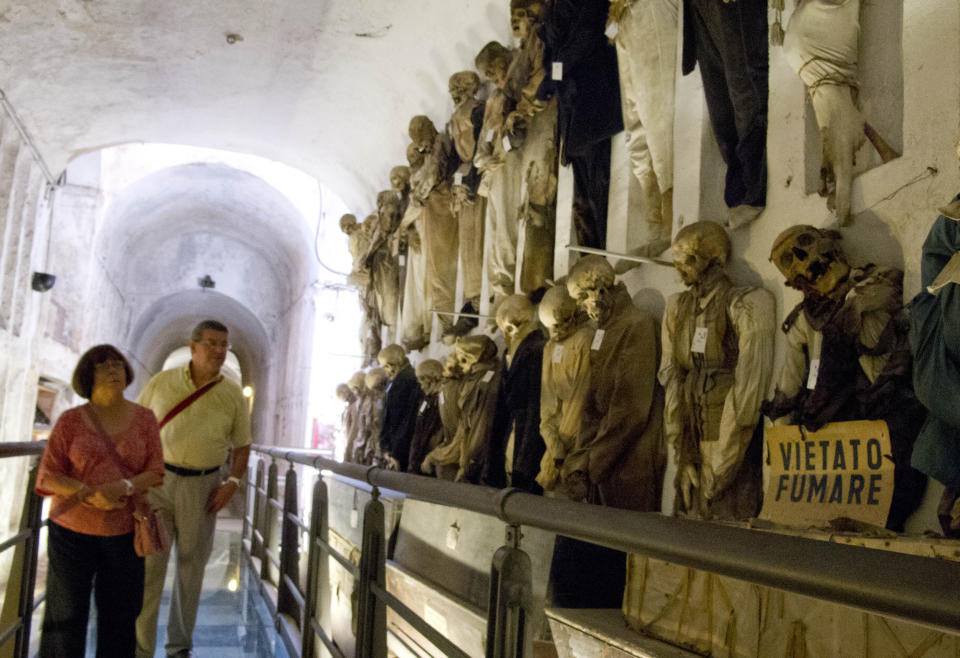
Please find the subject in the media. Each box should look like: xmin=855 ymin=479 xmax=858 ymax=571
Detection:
xmin=802 ymin=0 xmax=904 ymax=196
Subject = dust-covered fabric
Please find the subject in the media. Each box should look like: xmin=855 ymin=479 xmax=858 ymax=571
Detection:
xmin=567 ymin=284 xmax=664 ymax=511
xmin=783 ymin=0 xmax=859 ymax=92
xmin=763 ymin=265 xmax=927 ymax=531
xmin=538 ymin=325 xmax=594 ymax=490
xmin=611 ymin=0 xmax=678 ymax=193
xmin=909 ymin=210 xmax=960 ymax=491
xmin=660 ymin=277 xmax=774 ymax=519
xmin=483 ymin=330 xmax=548 ymax=492
xmin=378 ymin=365 xmax=424 ymax=472
xmin=407 ymin=393 xmax=443 ymax=475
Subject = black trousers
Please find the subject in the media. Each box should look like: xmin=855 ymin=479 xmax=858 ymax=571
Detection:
xmin=570 ymin=136 xmax=612 ymax=249
xmin=40 ymin=522 xmax=144 ymax=658
xmin=688 ymin=0 xmax=768 ymax=208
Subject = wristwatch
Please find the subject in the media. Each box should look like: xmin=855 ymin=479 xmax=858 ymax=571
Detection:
xmin=227 ymin=475 xmax=242 ymax=487
xmin=122 ymin=478 xmax=134 ymax=496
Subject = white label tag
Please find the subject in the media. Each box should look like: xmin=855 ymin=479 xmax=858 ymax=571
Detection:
xmin=806 ymin=359 xmax=820 ymax=390
xmin=445 ymin=524 xmax=459 ymax=550
xmin=486 ymin=128 xmax=495 ymax=143
xmin=691 ymin=327 xmax=708 ymax=354
xmin=605 ymin=21 xmax=619 ymax=39
xmin=439 ymin=391 xmax=445 ymax=405
xmin=501 ymin=135 xmax=512 ymax=152
xmin=552 ymin=344 xmax=564 ymax=364
xmin=399 ymin=254 xmax=406 ymax=266
xmin=591 ymin=329 xmax=605 ymax=351
xmin=350 ymin=509 xmax=359 ymax=528
xmin=454 ymin=172 xmax=463 ymax=185
xmin=482 ymin=370 xmax=494 ymax=383
xmin=419 ymin=400 xmax=427 ymax=413
xmin=552 ymin=61 xmax=563 ymax=81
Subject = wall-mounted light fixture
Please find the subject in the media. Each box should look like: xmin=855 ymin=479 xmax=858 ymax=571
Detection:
xmin=31 ymin=272 xmax=56 ymax=292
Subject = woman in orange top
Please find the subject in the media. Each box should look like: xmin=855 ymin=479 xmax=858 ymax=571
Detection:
xmin=36 ymin=345 xmax=164 ymax=657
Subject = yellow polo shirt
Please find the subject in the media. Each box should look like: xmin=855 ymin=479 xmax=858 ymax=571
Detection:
xmin=137 ymin=364 xmax=251 ymax=470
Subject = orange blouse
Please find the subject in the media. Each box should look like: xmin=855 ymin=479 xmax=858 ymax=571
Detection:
xmin=37 ymin=404 xmax=164 ymax=536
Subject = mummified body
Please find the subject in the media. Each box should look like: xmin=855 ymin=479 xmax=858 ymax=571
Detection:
xmin=377 ymin=345 xmax=423 ymax=472
xmin=448 ymin=71 xmax=487 ymax=307
xmin=410 ymin=116 xmax=459 ymax=332
xmin=537 ymin=284 xmax=594 ymax=495
xmin=762 ymin=225 xmax=926 ymax=531
xmin=399 ymin=145 xmax=429 ymax=350
xmin=407 ymin=359 xmax=445 ymax=476
xmin=422 ymin=353 xmax=466 ymax=480
xmin=483 ymin=295 xmax=547 ymax=493
xmin=565 ymin=256 xmax=664 ymax=511
xmin=782 ymin=0 xmax=899 ymax=226
xmin=364 ymin=192 xmax=403 ymax=328
xmin=660 ymin=221 xmax=774 ymax=519
xmin=423 ymin=336 xmax=501 ymax=483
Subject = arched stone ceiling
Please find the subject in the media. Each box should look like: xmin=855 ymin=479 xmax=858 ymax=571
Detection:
xmin=0 ymin=0 xmax=509 ymax=212
xmin=126 ymin=289 xmax=269 ymax=392
xmin=99 ymin=162 xmax=317 ymax=324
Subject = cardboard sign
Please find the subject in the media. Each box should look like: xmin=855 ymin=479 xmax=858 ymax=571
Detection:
xmin=552 ymin=61 xmax=563 ymax=80
xmin=760 ymin=420 xmax=894 ymax=528
xmin=605 ymin=21 xmax=619 ymax=39
xmin=502 ymin=134 xmax=512 ymax=152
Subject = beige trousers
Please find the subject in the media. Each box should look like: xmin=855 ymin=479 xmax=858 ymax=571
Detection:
xmin=136 ymin=469 xmax=222 ymax=658
xmin=615 ymin=0 xmax=678 ymax=193
xmin=456 ymin=195 xmax=486 ymax=303
xmin=420 ymin=185 xmax=458 ymax=331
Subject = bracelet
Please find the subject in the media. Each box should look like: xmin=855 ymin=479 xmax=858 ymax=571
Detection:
xmin=227 ymin=476 xmax=241 ymax=487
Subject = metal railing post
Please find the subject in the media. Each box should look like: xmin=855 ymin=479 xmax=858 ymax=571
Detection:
xmin=250 ymin=459 xmax=266 ymax=561
xmin=0 ymin=458 xmax=43 ymax=658
xmin=261 ymin=458 xmax=279 ymax=585
xmin=486 ymin=522 xmax=532 ymax=658
xmin=303 ymin=473 xmax=332 ymax=658
xmin=355 ymin=485 xmax=386 ymax=658
xmin=277 ymin=463 xmax=301 ymax=625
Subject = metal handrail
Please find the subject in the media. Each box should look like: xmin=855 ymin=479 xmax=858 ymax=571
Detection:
xmin=0 ymin=442 xmax=46 ymax=658
xmin=252 ymin=445 xmax=960 ymax=635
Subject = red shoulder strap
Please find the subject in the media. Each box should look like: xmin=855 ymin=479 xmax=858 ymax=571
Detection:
xmin=158 ymin=378 xmax=220 ymax=430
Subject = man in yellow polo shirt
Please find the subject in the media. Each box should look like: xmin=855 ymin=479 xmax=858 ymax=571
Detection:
xmin=135 ymin=320 xmax=251 ymax=658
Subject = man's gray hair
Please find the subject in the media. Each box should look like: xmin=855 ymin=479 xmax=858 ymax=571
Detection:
xmin=191 ymin=319 xmax=229 ymax=342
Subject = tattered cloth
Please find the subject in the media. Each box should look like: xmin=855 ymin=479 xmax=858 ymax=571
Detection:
xmin=783 ymin=0 xmax=860 ymax=92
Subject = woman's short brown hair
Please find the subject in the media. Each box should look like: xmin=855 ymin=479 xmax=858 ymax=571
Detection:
xmin=72 ymin=344 xmax=134 ymax=399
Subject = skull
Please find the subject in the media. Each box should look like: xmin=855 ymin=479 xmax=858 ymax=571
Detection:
xmin=415 ymin=359 xmax=444 ymax=395
xmin=672 ymin=221 xmax=731 ymax=287
xmin=409 ymin=116 xmax=438 ymax=153
xmin=347 ymin=371 xmax=366 ymax=395
xmin=365 ymin=367 xmax=388 ymax=392
xmin=475 ymin=41 xmax=512 ymax=89
xmin=339 ymin=213 xmax=358 ymax=235
xmin=449 ymin=71 xmax=480 ymax=107
xmin=510 ymin=0 xmax=543 ymax=41
xmin=389 ymin=166 xmax=410 ymax=193
xmin=335 ymin=383 xmax=354 ymax=403
xmin=496 ymin=294 xmax=536 ymax=346
xmin=455 ymin=335 xmax=497 ymax=375
xmin=567 ymin=255 xmax=617 ymax=324
xmin=406 ymin=143 xmax=425 ymax=170
xmin=770 ymin=225 xmax=848 ymax=296
xmin=377 ymin=344 xmax=408 ymax=380
xmin=538 ymin=284 xmax=580 ymax=341
xmin=442 ymin=352 xmax=463 ymax=379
